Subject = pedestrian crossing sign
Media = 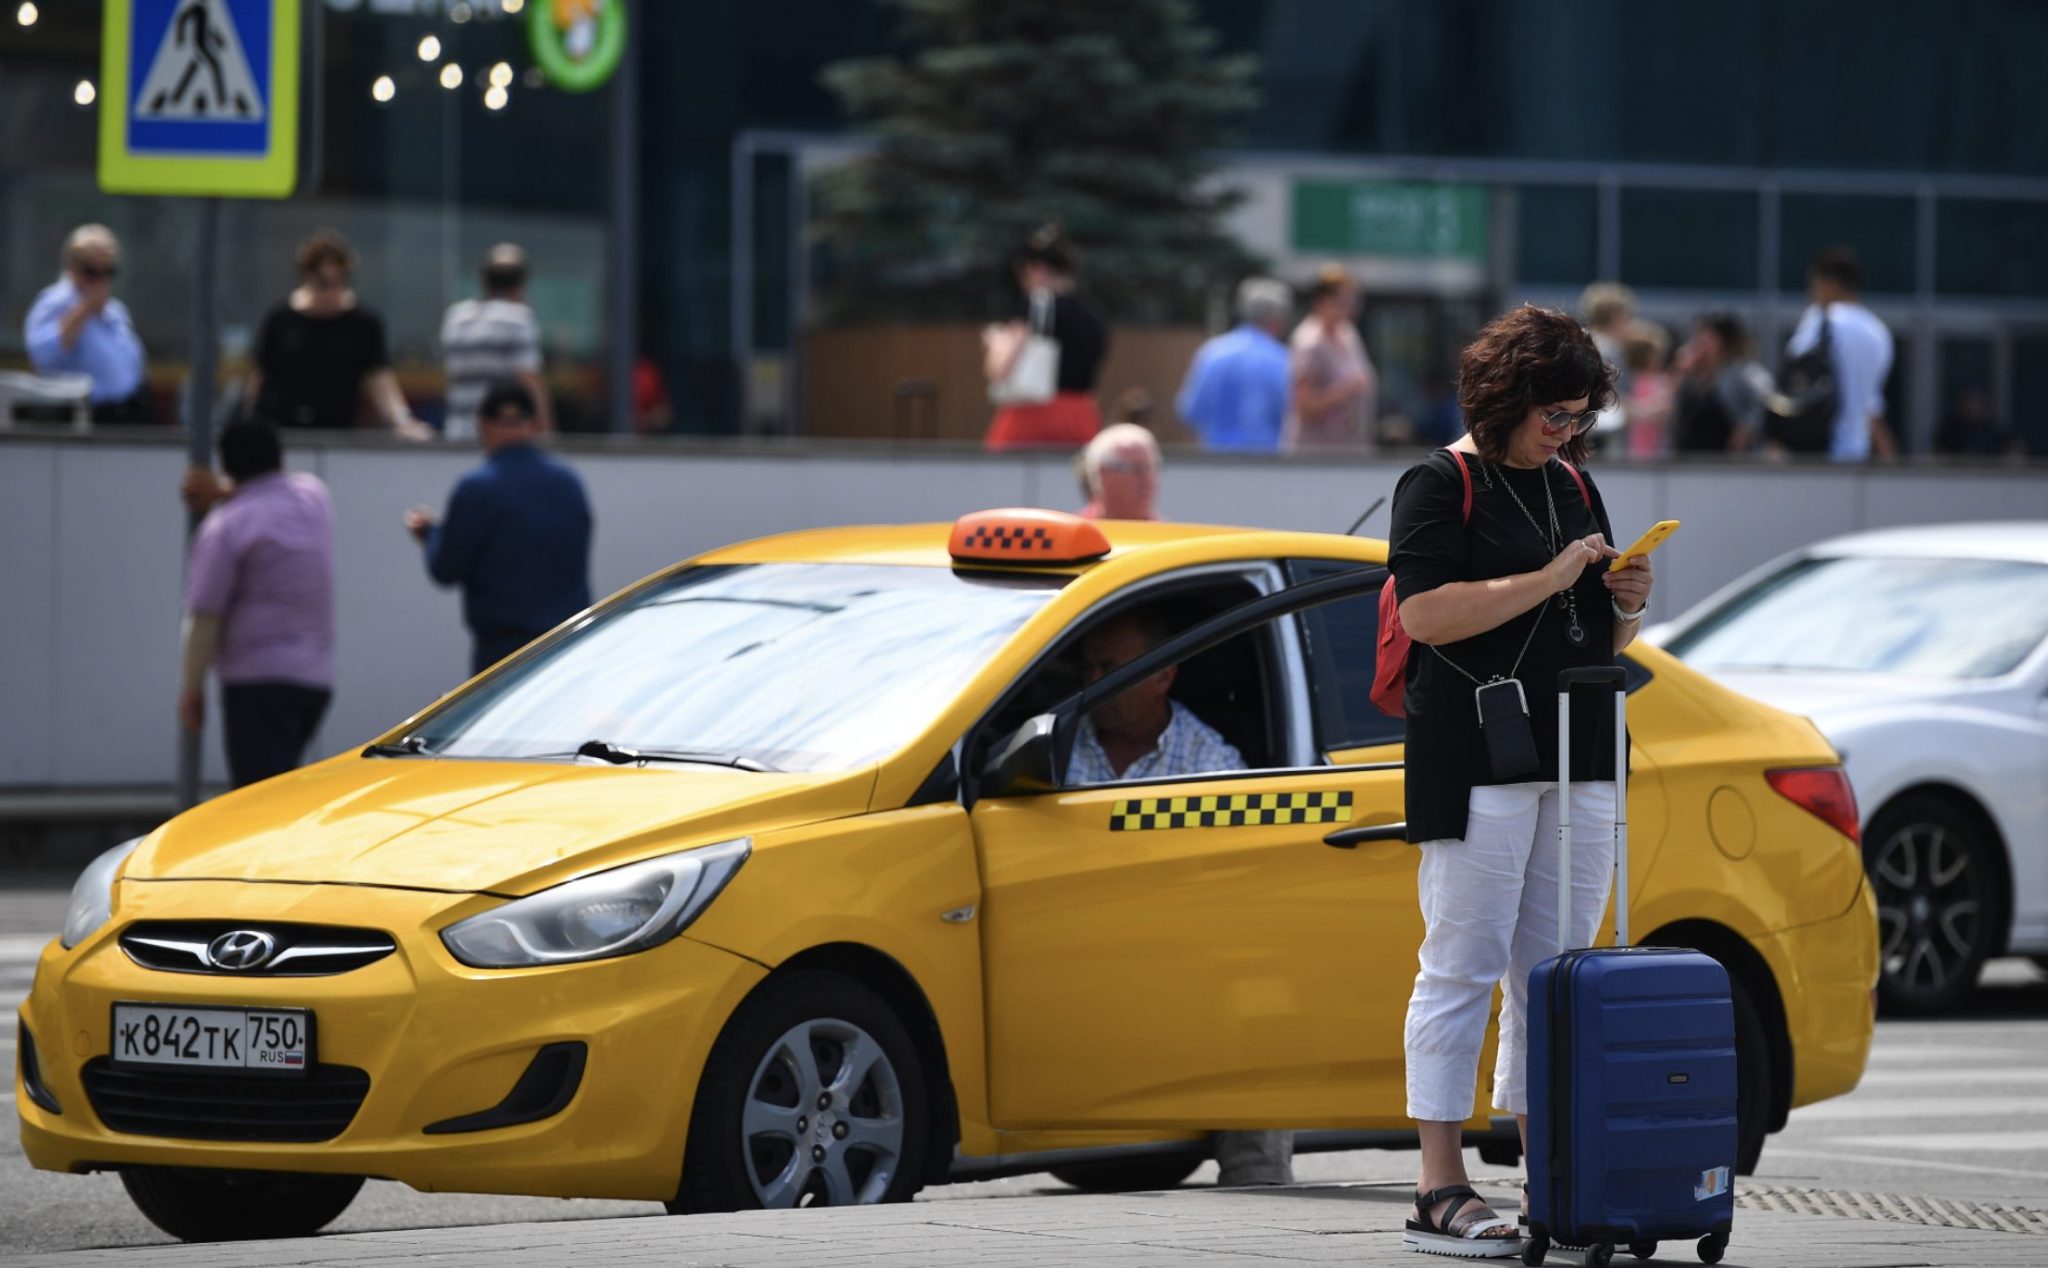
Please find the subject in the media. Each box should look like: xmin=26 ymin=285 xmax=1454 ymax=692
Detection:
xmin=98 ymin=0 xmax=299 ymax=197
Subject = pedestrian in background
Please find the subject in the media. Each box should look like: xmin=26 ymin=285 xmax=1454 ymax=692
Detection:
xmin=1176 ymin=276 xmax=1293 ymax=452
xmin=249 ymin=229 xmax=430 ymax=439
xmin=24 ymin=224 xmax=154 ymax=424
xmin=1621 ymin=321 xmax=1673 ymax=461
xmin=1078 ymin=423 xmax=1162 ymax=521
xmin=441 ymin=242 xmax=550 ymax=440
xmin=1577 ymin=282 xmax=1636 ymax=447
xmin=984 ymin=224 xmax=1109 ymax=452
xmin=1287 ymin=264 xmax=1376 ymax=450
xmin=1389 ymin=305 xmax=1653 ymax=1255
xmin=1672 ymin=313 xmax=1769 ymax=455
xmin=1783 ymin=247 xmax=1897 ymax=462
xmin=406 ymin=381 xmax=593 ymax=675
xmin=1935 ymin=386 xmax=2022 ymax=459
xmin=179 ymin=421 xmax=336 ymax=788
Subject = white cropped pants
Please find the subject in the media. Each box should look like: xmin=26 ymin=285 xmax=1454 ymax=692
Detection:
xmin=1403 ymin=780 xmax=1617 ymax=1122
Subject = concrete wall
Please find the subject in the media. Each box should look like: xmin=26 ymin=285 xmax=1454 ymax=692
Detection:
xmin=3 ymin=432 xmax=2043 ymax=793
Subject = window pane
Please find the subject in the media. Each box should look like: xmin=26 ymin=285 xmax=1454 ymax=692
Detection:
xmin=1621 ymin=189 xmax=1758 ymax=291
xmin=1516 ymin=186 xmax=1598 ymax=287
xmin=1937 ymin=199 xmax=2048 ymax=299
xmin=1778 ymin=195 xmax=1917 ymax=294
xmin=2014 ymin=336 xmax=2048 ymax=457
xmin=1288 ymin=560 xmax=1403 ymax=751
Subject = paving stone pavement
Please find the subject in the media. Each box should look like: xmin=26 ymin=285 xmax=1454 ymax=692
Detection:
xmin=12 ymin=1179 xmax=2045 ymax=1268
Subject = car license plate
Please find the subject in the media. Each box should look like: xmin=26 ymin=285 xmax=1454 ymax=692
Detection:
xmin=110 ymin=1003 xmax=313 ymax=1075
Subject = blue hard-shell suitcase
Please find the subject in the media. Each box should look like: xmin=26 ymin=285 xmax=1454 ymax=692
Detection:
xmin=1522 ymin=667 xmax=1737 ymax=1267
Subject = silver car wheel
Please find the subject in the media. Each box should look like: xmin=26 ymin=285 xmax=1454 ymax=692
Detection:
xmin=1872 ymin=821 xmax=1981 ymax=999
xmin=741 ymin=1017 xmax=905 ymax=1209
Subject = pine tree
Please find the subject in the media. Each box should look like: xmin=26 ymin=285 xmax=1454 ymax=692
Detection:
xmin=816 ymin=0 xmax=1260 ymax=324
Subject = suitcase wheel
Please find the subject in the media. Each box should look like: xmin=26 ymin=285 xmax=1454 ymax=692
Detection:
xmin=1697 ymin=1232 xmax=1728 ymax=1264
xmin=1629 ymin=1242 xmax=1657 ymax=1260
xmin=1585 ymin=1244 xmax=1614 ymax=1267
xmin=1519 ymin=1231 xmax=1548 ymax=1266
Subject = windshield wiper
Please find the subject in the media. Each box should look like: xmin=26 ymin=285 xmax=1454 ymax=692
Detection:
xmin=571 ymin=739 xmax=779 ymax=772
xmin=362 ymin=736 xmax=431 ymax=758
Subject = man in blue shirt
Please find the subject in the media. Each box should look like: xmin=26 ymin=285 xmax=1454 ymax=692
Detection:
xmin=23 ymin=225 xmax=151 ymax=423
xmin=405 ymin=382 xmax=593 ymax=675
xmin=1175 ymin=277 xmax=1293 ymax=452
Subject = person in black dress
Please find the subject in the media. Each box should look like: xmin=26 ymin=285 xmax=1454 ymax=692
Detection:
xmin=247 ymin=230 xmax=430 ymax=439
xmin=1388 ymin=306 xmax=1656 ymax=1257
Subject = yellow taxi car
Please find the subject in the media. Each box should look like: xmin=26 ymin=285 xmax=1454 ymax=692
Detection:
xmin=17 ymin=510 xmax=1877 ymax=1241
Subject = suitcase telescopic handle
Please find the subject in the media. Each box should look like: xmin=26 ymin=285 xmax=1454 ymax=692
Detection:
xmin=1557 ymin=667 xmax=1631 ymax=952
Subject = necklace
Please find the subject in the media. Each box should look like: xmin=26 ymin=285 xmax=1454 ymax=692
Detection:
xmin=1489 ymin=462 xmax=1590 ymax=648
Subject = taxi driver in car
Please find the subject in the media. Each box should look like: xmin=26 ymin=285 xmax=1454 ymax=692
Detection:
xmin=1064 ymin=608 xmax=1292 ymax=1187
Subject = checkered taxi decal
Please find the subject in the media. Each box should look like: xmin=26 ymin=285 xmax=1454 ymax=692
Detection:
xmin=1109 ymin=791 xmax=1353 ymax=832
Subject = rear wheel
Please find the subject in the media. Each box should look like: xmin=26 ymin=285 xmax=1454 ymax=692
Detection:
xmin=1050 ymin=1156 xmax=1203 ymax=1193
xmin=1730 ymin=975 xmax=1771 ymax=1175
xmin=121 ymin=1167 xmax=362 ymax=1242
xmin=670 ymin=970 xmax=929 ymax=1214
xmin=1866 ymin=794 xmax=2003 ymax=1015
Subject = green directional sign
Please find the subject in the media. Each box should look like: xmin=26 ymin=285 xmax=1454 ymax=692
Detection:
xmin=1292 ymin=180 xmax=1489 ymax=261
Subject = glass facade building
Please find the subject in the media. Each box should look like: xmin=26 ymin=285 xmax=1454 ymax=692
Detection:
xmin=4 ymin=0 xmax=2045 ymax=450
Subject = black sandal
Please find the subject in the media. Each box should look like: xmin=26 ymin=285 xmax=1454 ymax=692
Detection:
xmin=1404 ymin=1184 xmax=1522 ymax=1258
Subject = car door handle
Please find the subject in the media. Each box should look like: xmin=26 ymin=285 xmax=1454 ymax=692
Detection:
xmin=1324 ymin=821 xmax=1406 ymax=848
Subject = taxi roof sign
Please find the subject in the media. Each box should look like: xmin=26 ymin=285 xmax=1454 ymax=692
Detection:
xmin=99 ymin=0 xmax=300 ymax=198
xmin=949 ymin=509 xmax=1111 ymax=566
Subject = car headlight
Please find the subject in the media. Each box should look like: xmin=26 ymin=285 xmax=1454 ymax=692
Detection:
xmin=441 ymin=838 xmax=750 ymax=968
xmin=60 ymin=837 xmax=143 ymax=950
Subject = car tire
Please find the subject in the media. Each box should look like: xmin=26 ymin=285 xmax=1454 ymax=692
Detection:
xmin=1049 ymin=1156 xmax=1203 ymax=1193
xmin=1865 ymin=794 xmax=2004 ymax=1016
xmin=670 ymin=969 xmax=929 ymax=1214
xmin=1729 ymin=975 xmax=1770 ymax=1176
xmin=120 ymin=1167 xmax=363 ymax=1242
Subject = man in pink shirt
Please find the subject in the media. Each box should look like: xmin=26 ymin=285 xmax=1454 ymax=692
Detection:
xmin=179 ymin=422 xmax=337 ymax=788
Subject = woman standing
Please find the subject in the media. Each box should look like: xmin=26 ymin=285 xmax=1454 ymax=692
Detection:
xmin=982 ymin=225 xmax=1108 ymax=452
xmin=248 ymin=230 xmax=429 ymax=439
xmin=1388 ymin=306 xmax=1655 ymax=1257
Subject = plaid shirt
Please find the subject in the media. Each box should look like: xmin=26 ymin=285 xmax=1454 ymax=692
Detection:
xmin=1066 ymin=701 xmax=1245 ymax=786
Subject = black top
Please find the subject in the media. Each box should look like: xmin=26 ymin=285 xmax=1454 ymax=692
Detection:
xmin=1673 ymin=376 xmax=1736 ymax=453
xmin=253 ymin=303 xmax=390 ymax=430
xmin=1016 ymin=293 xmax=1108 ymax=393
xmin=1389 ymin=449 xmax=1624 ymax=843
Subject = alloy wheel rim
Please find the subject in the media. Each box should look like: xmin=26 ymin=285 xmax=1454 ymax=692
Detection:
xmin=1872 ymin=822 xmax=1981 ymax=999
xmin=741 ymin=1017 xmax=904 ymax=1208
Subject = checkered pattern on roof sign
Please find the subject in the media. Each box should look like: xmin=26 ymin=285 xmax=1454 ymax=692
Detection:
xmin=961 ymin=524 xmax=1059 ymax=553
xmin=1109 ymin=790 xmax=1353 ymax=831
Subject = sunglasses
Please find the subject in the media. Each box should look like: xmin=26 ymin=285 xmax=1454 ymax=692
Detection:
xmin=75 ymin=263 xmax=118 ymax=281
xmin=1538 ymin=406 xmax=1600 ymax=437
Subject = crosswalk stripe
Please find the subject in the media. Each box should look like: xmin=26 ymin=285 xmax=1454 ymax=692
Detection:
xmin=1792 ymin=1096 xmax=2048 ymax=1121
xmin=1856 ymin=1068 xmax=2048 ymax=1087
xmin=1831 ymin=1130 xmax=2048 ymax=1153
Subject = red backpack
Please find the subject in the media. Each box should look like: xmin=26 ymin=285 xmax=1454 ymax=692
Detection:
xmin=1369 ymin=449 xmax=1589 ymax=718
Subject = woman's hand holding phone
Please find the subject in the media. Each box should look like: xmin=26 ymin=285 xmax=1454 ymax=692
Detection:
xmin=1606 ymin=548 xmax=1654 ymax=613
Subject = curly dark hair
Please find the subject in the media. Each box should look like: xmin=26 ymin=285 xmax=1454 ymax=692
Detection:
xmin=1456 ymin=305 xmax=1617 ymax=464
xmin=295 ymin=228 xmax=355 ymax=279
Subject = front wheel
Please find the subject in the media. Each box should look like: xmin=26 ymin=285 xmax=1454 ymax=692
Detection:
xmin=1698 ymin=1230 xmax=1729 ymax=1263
xmin=671 ymin=969 xmax=929 ymax=1214
xmin=1867 ymin=794 xmax=2003 ymax=1015
xmin=121 ymin=1167 xmax=362 ymax=1242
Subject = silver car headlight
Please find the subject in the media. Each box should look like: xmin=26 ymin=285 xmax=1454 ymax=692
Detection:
xmin=441 ymin=838 xmax=750 ymax=968
xmin=60 ymin=837 xmax=143 ymax=950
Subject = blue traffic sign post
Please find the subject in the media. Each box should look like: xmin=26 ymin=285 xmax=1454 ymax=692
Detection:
xmin=99 ymin=0 xmax=301 ymax=808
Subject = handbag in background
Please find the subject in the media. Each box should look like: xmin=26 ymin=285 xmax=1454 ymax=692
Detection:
xmin=989 ymin=291 xmax=1060 ymax=406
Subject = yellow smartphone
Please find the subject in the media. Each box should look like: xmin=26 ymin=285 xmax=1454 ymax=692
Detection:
xmin=1609 ymin=519 xmax=1680 ymax=572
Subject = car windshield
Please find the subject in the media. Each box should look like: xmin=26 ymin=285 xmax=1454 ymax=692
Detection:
xmin=1665 ymin=555 xmax=2048 ymax=679
xmin=409 ymin=563 xmax=1067 ymax=770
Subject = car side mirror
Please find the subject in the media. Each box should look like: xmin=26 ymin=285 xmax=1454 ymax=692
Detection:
xmin=979 ymin=713 xmax=1061 ymax=799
